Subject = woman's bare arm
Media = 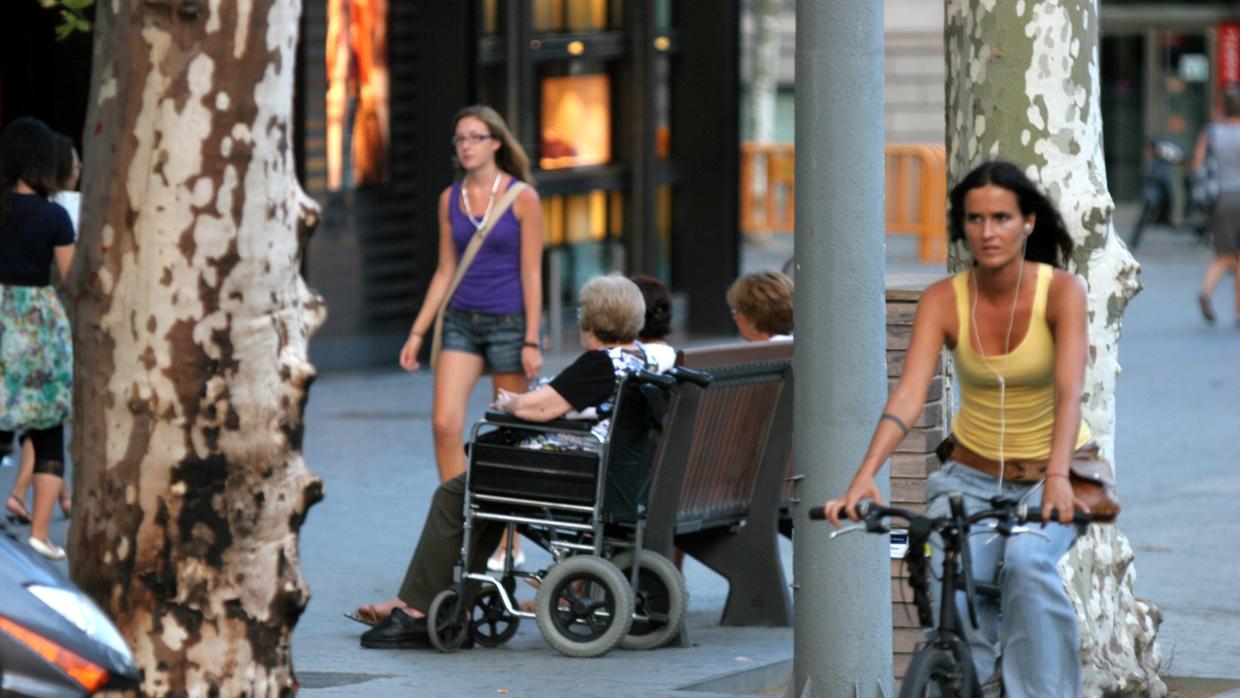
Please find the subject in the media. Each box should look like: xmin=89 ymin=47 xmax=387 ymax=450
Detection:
xmin=515 ymin=185 xmax=544 ymax=379
xmin=496 ymin=385 xmax=573 ymax=422
xmin=825 ymin=278 xmax=954 ymax=524
xmin=1043 ymin=269 xmax=1090 ymax=522
xmin=53 ymin=244 xmax=74 ymax=282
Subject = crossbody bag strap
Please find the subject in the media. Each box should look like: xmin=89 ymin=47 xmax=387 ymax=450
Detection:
xmin=430 ymin=180 xmax=528 ymax=368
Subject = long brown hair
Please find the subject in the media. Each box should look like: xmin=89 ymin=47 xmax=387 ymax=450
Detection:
xmin=452 ymin=105 xmax=534 ymax=183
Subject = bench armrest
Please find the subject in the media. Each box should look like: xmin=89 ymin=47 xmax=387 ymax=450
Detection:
xmin=482 ymin=410 xmax=596 ymax=433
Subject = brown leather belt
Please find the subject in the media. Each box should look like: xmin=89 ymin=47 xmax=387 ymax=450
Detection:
xmin=949 ymin=442 xmax=1048 ymax=482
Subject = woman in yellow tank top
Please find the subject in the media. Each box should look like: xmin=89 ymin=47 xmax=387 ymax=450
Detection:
xmin=823 ymin=161 xmax=1092 ymax=697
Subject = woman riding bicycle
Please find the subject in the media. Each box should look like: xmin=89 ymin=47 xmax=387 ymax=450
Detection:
xmin=823 ymin=160 xmax=1094 ymax=697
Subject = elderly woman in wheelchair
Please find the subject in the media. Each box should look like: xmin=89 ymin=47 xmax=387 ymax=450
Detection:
xmin=354 ymin=274 xmax=697 ymax=657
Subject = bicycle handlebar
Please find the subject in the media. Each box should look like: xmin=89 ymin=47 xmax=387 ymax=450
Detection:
xmin=807 ymin=500 xmax=1093 ymax=526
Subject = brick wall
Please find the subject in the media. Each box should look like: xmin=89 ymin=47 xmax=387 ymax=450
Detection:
xmin=884 ymin=275 xmax=950 ymax=678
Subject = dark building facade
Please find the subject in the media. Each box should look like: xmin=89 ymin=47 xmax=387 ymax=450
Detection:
xmin=0 ymin=1 xmax=741 ymax=371
xmin=298 ymin=0 xmax=741 ymax=368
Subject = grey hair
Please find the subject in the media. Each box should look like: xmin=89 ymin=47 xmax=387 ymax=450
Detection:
xmin=578 ymin=274 xmax=646 ymax=344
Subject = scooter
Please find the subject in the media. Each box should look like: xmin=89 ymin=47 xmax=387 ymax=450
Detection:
xmin=1128 ymin=138 xmax=1209 ymax=250
xmin=0 ymin=523 xmax=139 ymax=696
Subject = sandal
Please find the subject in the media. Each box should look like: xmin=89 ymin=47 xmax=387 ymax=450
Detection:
xmin=5 ymin=495 xmax=31 ymax=525
xmin=344 ymin=604 xmax=391 ymax=627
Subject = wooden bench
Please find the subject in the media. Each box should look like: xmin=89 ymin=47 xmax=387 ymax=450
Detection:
xmin=641 ymin=340 xmax=795 ymax=628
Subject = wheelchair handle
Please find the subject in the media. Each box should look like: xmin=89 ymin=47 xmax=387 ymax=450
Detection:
xmin=633 ymin=369 xmax=677 ymax=389
xmin=669 ymin=367 xmax=713 ymax=387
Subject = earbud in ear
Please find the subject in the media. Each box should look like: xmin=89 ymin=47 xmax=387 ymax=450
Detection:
xmin=1024 ymin=224 xmax=1032 ymax=235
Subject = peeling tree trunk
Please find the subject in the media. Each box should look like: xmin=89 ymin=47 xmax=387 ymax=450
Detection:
xmin=945 ymin=2 xmax=1164 ymax=696
xmin=65 ymin=1 xmax=325 ymax=694
xmin=748 ymin=0 xmax=782 ymax=143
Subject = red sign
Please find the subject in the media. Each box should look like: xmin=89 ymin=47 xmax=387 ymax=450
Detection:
xmin=1219 ymin=22 xmax=1240 ymax=89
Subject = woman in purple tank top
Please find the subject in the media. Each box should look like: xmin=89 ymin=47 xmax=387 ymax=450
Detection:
xmin=398 ymin=106 xmax=543 ymax=566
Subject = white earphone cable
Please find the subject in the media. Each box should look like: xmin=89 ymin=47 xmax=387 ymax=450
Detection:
xmin=969 ymin=226 xmax=1030 ymax=493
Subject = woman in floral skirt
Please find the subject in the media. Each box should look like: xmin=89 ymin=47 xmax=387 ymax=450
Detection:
xmin=0 ymin=117 xmax=76 ymax=559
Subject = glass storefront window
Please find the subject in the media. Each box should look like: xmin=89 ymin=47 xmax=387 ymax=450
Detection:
xmin=541 ymin=190 xmax=617 ymax=245
xmin=483 ymin=0 xmax=499 ymax=36
xmin=325 ymin=0 xmax=390 ymax=191
xmin=532 ymin=0 xmax=621 ymax=33
xmin=540 ymin=73 xmax=613 ymax=169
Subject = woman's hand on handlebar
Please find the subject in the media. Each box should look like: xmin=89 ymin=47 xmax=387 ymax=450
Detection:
xmin=1041 ymin=474 xmax=1088 ymax=525
xmin=823 ymin=475 xmax=884 ymax=528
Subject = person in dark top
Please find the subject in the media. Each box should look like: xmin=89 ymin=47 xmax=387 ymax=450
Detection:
xmin=0 ymin=117 xmax=76 ymax=560
xmin=353 ymin=274 xmax=656 ymax=648
xmin=6 ymin=129 xmax=80 ymax=528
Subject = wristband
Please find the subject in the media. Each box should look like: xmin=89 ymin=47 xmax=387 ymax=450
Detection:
xmin=879 ymin=412 xmax=910 ymax=436
xmin=1046 ymin=472 xmax=1070 ymax=481
xmin=523 ymin=341 xmax=541 ymax=349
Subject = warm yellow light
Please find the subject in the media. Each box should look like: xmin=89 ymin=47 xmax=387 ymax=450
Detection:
xmin=654 ymin=36 xmax=671 ymax=51
xmin=567 ymin=40 xmax=586 ymax=56
xmin=540 ymin=74 xmax=612 ymax=170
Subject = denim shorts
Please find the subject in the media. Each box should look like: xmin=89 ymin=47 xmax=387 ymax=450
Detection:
xmin=440 ymin=308 xmax=526 ymax=374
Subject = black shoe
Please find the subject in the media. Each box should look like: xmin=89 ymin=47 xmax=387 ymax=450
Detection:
xmin=360 ymin=608 xmax=432 ymax=649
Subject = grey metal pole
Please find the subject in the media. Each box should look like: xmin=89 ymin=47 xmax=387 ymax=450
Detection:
xmin=791 ymin=1 xmax=892 ymax=697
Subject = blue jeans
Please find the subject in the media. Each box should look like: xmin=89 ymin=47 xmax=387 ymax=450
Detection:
xmin=924 ymin=461 xmax=1082 ymax=698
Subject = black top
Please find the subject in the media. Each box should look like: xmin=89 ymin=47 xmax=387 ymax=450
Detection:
xmin=548 ymin=350 xmax=621 ymax=411
xmin=0 ymin=193 xmax=75 ymax=286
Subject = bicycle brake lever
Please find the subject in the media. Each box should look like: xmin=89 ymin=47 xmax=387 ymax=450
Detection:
xmin=1007 ymin=525 xmax=1049 ymax=540
xmin=829 ymin=523 xmax=866 ymax=539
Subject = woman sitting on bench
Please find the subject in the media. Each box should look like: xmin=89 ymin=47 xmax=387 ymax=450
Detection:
xmin=353 ymin=274 xmax=660 ymax=649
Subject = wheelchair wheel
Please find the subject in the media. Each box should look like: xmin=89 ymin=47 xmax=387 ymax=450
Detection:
xmin=427 ymin=588 xmax=470 ymax=653
xmin=470 ymin=587 xmax=520 ymax=648
xmin=610 ymin=550 xmax=687 ymax=650
xmin=535 ymin=555 xmax=634 ymax=658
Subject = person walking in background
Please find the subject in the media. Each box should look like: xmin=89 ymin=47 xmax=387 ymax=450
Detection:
xmin=6 ymin=130 xmax=79 ymax=525
xmin=823 ymin=160 xmax=1096 ymax=697
xmin=397 ymin=105 xmax=543 ymax=570
xmin=630 ymin=274 xmax=676 ymax=371
xmin=1193 ymin=87 xmax=1240 ymax=327
xmin=727 ymin=270 xmax=794 ymax=341
xmin=0 ymin=117 xmax=76 ymax=560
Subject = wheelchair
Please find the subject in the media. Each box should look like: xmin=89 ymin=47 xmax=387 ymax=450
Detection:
xmin=424 ymin=367 xmax=709 ymax=658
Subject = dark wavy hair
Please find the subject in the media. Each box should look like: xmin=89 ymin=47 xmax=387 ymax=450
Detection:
xmin=630 ymin=274 xmax=672 ymax=341
xmin=948 ymin=160 xmax=1074 ymax=269
xmin=0 ymin=117 xmax=59 ymax=225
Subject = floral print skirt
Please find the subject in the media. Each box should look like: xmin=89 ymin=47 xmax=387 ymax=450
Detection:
xmin=0 ymin=284 xmax=72 ymax=431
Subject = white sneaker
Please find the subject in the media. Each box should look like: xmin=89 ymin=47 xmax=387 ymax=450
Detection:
xmin=28 ymin=536 xmax=66 ymax=561
xmin=486 ymin=550 xmax=526 ymax=572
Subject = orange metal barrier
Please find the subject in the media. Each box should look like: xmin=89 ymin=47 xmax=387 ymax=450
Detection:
xmin=739 ymin=142 xmax=796 ymax=235
xmin=884 ymin=144 xmax=947 ymax=263
xmin=739 ymin=142 xmax=948 ymax=263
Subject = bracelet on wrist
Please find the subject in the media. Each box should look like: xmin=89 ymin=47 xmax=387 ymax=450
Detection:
xmin=523 ymin=341 xmax=541 ymax=349
xmin=1046 ymin=472 xmax=1070 ymax=481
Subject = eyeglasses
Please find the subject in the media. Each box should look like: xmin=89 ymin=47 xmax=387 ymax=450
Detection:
xmin=451 ymin=133 xmax=495 ymax=147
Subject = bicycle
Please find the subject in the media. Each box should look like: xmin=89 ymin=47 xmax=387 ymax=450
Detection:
xmin=809 ymin=495 xmax=1092 ymax=698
